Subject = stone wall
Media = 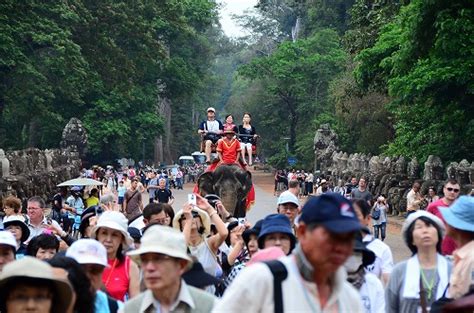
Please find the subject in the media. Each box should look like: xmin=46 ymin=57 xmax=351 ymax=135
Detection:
xmin=0 ymin=118 xmax=85 ymax=204
xmin=314 ymin=124 xmax=474 ymax=215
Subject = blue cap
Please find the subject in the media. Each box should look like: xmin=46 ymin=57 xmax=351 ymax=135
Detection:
xmin=300 ymin=193 xmax=361 ymax=233
xmin=258 ymin=214 xmax=296 ymax=252
xmin=440 ymin=196 xmax=474 ymax=232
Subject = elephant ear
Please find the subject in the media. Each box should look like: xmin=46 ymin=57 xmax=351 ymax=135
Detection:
xmin=197 ymin=172 xmax=214 ymax=196
xmin=235 ymin=169 xmax=252 ymax=196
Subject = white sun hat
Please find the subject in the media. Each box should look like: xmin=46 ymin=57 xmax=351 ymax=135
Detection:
xmin=91 ymin=211 xmax=133 ymax=249
xmin=66 ymin=239 xmax=108 ymax=267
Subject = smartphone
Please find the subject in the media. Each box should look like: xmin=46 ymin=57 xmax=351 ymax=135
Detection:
xmin=188 ymin=194 xmax=197 ymax=206
xmin=238 ymin=218 xmax=246 ymax=225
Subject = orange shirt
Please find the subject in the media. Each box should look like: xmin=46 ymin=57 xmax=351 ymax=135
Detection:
xmin=217 ymin=138 xmax=241 ymax=164
xmin=448 ymin=240 xmax=474 ymax=299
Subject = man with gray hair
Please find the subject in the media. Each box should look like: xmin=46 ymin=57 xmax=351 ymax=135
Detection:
xmin=155 ymin=178 xmax=174 ymax=205
xmin=124 ymin=225 xmax=216 ymax=312
xmin=26 ymin=196 xmax=74 ymax=245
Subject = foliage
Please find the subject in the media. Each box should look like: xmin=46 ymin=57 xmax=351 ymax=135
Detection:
xmin=238 ymin=29 xmax=346 ymax=168
xmin=0 ymin=0 xmax=218 ymax=163
xmin=356 ymin=0 xmax=474 ymax=161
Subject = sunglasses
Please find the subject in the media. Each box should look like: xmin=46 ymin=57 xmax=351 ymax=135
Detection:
xmin=446 ymin=187 xmax=460 ymax=193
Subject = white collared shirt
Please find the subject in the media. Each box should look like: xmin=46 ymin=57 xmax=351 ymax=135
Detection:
xmin=27 ymin=216 xmax=63 ymax=241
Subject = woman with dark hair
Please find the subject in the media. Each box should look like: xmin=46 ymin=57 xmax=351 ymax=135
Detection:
xmin=238 ymin=112 xmax=257 ymax=166
xmin=386 ymin=211 xmax=451 ymax=313
xmin=223 ymin=114 xmax=238 ymax=134
xmin=90 ymin=211 xmax=140 ymax=301
xmin=161 ymin=203 xmax=175 ymax=227
xmin=26 ymin=233 xmax=59 ymax=260
xmin=426 ymin=186 xmax=440 ymax=204
xmin=48 ymin=255 xmax=95 ymax=313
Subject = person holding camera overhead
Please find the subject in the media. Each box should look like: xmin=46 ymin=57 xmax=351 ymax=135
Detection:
xmin=173 ymin=194 xmax=228 ymax=291
xmin=371 ymin=196 xmax=388 ymax=241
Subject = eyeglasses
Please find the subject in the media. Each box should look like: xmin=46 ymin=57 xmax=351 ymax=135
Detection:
xmin=446 ymin=187 xmax=460 ymax=193
xmin=140 ymin=254 xmax=174 ymax=265
xmin=27 ymin=206 xmax=42 ymax=211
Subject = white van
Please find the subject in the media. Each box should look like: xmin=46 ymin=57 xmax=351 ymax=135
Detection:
xmin=178 ymin=156 xmax=195 ymax=167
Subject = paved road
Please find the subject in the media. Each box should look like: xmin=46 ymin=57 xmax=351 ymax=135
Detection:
xmin=157 ymin=171 xmax=410 ymax=263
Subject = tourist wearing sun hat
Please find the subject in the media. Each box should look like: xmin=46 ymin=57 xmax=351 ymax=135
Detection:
xmin=0 ymin=231 xmax=16 ymax=273
xmin=439 ymin=196 xmax=474 ymax=299
xmin=3 ymin=215 xmax=29 ymax=258
xmin=91 ymin=211 xmax=140 ymax=301
xmin=0 ymin=256 xmax=74 ymax=312
xmin=173 ymin=195 xmax=227 ymax=281
xmin=386 ymin=210 xmax=451 ymax=313
xmin=258 ymin=214 xmax=296 ymax=255
xmin=66 ymin=239 xmax=123 ymax=312
xmin=124 ymin=225 xmax=216 ymax=313
xmin=276 ymin=191 xmax=299 ymax=234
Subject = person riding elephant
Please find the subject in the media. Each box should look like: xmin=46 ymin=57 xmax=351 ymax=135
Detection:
xmin=198 ymin=107 xmax=223 ymax=164
xmin=197 ymin=164 xmax=253 ymax=218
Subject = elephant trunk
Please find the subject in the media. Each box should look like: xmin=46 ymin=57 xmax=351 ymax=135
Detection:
xmin=220 ymin=190 xmax=238 ymax=217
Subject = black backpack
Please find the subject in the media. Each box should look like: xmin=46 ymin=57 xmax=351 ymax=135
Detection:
xmin=264 ymin=260 xmax=288 ymax=313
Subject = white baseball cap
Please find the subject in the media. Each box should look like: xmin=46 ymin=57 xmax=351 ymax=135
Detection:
xmin=277 ymin=191 xmax=299 ymax=206
xmin=128 ymin=225 xmax=192 ymax=266
xmin=0 ymin=231 xmax=17 ymax=249
xmin=207 ymin=107 xmax=216 ymax=112
xmin=66 ymin=239 xmax=108 ymax=267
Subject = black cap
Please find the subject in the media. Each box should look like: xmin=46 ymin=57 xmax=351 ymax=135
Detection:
xmin=182 ymin=262 xmax=220 ymax=288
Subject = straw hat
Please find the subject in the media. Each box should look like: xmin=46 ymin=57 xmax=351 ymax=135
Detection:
xmin=0 ymin=257 xmax=74 ymax=312
xmin=91 ymin=211 xmax=133 ymax=249
xmin=173 ymin=207 xmax=211 ymax=236
xmin=128 ymin=225 xmax=192 ymax=265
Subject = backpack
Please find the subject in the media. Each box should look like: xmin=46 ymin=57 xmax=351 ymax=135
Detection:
xmin=107 ymin=295 xmax=119 ymax=313
xmin=264 ymin=260 xmax=288 ymax=313
xmin=371 ymin=208 xmax=381 ymax=220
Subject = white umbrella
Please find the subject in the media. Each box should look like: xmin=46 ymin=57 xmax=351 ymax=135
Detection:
xmin=57 ymin=178 xmax=104 ymax=187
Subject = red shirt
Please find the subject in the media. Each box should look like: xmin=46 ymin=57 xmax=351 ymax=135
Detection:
xmin=217 ymin=137 xmax=241 ymax=164
xmin=427 ymin=198 xmax=458 ymax=255
xmin=102 ymin=256 xmax=130 ymax=301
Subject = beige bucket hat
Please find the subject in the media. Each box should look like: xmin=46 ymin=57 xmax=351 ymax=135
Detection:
xmin=127 ymin=225 xmax=192 ymax=266
xmin=0 ymin=257 xmax=74 ymax=312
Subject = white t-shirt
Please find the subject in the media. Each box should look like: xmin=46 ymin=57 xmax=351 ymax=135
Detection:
xmin=206 ymin=120 xmax=220 ymax=133
xmin=360 ymin=272 xmax=385 ymax=313
xmin=364 ymin=234 xmax=394 ymax=278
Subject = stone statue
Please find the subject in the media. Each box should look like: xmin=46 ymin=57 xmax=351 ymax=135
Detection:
xmin=423 ymin=155 xmax=444 ymax=181
xmin=394 ymin=156 xmax=407 ymax=175
xmin=407 ymin=157 xmax=420 ymax=178
xmin=60 ymin=118 xmax=88 ymax=157
xmin=0 ymin=149 xmax=10 ymax=178
xmin=383 ymin=157 xmax=392 ymax=173
xmin=45 ymin=149 xmax=53 ymax=171
xmin=446 ymin=162 xmax=458 ymax=180
xmin=456 ymin=159 xmax=471 ymax=185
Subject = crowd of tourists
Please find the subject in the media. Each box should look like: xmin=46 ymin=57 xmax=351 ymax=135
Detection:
xmin=0 ymin=172 xmax=472 ymax=312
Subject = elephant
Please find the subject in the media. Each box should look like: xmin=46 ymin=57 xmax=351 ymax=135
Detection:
xmin=197 ymin=164 xmax=253 ymax=218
